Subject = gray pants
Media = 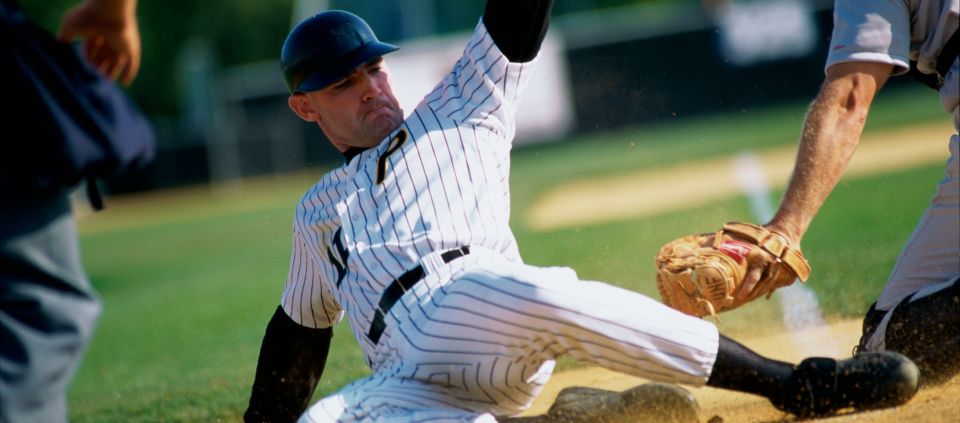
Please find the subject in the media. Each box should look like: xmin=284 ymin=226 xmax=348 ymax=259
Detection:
xmin=0 ymin=190 xmax=100 ymax=423
xmin=874 ymin=134 xmax=960 ymax=311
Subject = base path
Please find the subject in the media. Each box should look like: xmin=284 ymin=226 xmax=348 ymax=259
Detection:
xmin=526 ymin=121 xmax=957 ymax=231
xmin=520 ymin=318 xmax=960 ymax=422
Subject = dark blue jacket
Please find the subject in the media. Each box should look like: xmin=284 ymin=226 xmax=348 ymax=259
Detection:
xmin=0 ymin=0 xmax=154 ymax=198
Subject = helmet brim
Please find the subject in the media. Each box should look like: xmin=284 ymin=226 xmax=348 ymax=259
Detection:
xmin=294 ymin=41 xmax=398 ymax=93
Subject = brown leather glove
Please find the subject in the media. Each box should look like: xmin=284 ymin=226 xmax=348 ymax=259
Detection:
xmin=655 ymin=222 xmax=811 ymax=319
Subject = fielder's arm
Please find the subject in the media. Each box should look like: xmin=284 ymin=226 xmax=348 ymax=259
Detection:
xmin=739 ymin=61 xmax=893 ymax=297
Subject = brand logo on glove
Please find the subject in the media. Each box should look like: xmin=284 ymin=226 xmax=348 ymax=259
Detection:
xmin=718 ymin=240 xmax=752 ymax=263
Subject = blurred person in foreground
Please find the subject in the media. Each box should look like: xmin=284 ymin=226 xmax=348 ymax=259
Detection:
xmin=0 ymin=0 xmax=154 ymax=421
xmin=742 ymin=0 xmax=959 ymax=383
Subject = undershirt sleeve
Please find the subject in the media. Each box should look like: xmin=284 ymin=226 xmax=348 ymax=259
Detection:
xmin=482 ymin=0 xmax=553 ymax=62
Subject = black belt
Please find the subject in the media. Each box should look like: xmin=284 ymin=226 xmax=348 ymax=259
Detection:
xmin=367 ymin=246 xmax=471 ymax=344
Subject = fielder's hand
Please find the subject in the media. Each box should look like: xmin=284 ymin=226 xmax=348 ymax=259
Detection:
xmin=654 ymin=221 xmax=810 ymax=319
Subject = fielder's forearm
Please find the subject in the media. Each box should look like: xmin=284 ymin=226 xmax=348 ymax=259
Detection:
xmin=767 ymin=62 xmax=892 ymax=245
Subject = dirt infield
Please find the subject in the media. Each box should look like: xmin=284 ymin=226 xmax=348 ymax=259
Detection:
xmin=521 ymin=120 xmax=959 ymax=421
xmin=520 ymin=318 xmax=960 ymax=422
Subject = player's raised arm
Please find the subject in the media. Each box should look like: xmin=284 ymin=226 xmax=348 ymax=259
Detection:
xmin=482 ymin=0 xmax=553 ymax=62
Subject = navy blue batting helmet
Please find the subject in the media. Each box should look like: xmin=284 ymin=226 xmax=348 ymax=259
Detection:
xmin=281 ymin=10 xmax=398 ymax=93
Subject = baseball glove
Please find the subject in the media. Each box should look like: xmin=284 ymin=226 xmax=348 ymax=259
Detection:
xmin=654 ymin=221 xmax=811 ymax=320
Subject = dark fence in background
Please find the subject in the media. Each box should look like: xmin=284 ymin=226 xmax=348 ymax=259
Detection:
xmin=566 ymin=6 xmax=831 ymax=130
xmin=104 ymin=1 xmax=922 ymax=195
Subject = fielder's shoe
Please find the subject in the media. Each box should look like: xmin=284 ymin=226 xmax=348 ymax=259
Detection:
xmin=542 ymin=382 xmax=699 ymax=423
xmin=772 ymin=351 xmax=919 ymax=417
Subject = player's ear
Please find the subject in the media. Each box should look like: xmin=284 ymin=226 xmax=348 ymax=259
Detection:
xmin=288 ymin=93 xmax=319 ymax=122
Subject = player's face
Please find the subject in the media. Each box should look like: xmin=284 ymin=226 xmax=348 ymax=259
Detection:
xmin=291 ymin=57 xmax=404 ymax=152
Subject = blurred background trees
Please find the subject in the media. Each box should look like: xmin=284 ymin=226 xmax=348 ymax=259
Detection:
xmin=18 ymin=0 xmax=869 ymax=195
xmin=18 ymin=0 xmax=663 ymax=118
xmin=19 ymin=0 xmax=295 ymax=116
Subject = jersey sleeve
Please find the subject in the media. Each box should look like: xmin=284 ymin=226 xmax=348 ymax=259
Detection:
xmin=422 ymin=21 xmax=536 ymax=138
xmin=826 ymin=0 xmax=911 ymax=75
xmin=280 ymin=224 xmax=344 ymax=329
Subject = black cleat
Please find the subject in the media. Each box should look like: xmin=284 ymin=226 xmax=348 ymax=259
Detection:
xmin=772 ymin=351 xmax=920 ymax=417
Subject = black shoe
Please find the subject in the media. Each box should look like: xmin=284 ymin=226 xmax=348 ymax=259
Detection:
xmin=772 ymin=351 xmax=919 ymax=417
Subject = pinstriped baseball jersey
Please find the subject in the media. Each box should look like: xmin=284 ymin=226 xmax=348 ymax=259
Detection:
xmin=282 ymin=21 xmax=527 ymax=363
xmin=285 ymin=20 xmax=720 ymax=422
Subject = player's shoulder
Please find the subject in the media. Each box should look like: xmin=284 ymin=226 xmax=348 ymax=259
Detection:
xmin=293 ymin=172 xmax=342 ymax=215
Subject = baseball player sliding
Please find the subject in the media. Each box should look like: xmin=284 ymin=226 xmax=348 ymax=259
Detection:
xmin=244 ymin=1 xmax=921 ymax=421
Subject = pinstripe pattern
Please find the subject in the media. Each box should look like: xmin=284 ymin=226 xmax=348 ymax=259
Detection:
xmin=281 ymin=21 xmax=525 ymax=353
xmin=286 ymin=21 xmax=720 ymax=422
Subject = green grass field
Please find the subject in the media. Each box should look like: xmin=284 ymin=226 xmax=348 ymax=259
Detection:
xmin=68 ymin=85 xmax=949 ymax=421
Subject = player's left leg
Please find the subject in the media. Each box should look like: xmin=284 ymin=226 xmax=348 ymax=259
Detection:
xmin=873 ymin=134 xmax=958 ymax=312
xmin=397 ymin=258 xmax=917 ymax=418
xmin=857 ymin=277 xmax=960 ymax=383
xmin=856 ymin=134 xmax=959 ymax=383
xmin=381 ymin=258 xmax=716 ymax=417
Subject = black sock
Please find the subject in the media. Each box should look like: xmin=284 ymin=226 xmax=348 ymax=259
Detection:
xmin=706 ymin=335 xmax=795 ymax=397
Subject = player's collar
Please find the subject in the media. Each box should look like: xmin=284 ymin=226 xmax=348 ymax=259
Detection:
xmin=342 ymin=146 xmax=369 ymax=162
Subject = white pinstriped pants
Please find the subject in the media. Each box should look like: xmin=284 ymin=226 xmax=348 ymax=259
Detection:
xmin=301 ymin=247 xmax=719 ymax=422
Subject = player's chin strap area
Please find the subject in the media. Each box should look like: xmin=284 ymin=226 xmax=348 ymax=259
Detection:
xmin=367 ymin=246 xmax=471 ymax=344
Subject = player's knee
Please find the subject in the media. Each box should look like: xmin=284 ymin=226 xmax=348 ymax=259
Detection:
xmin=861 ymin=277 xmax=960 ymax=382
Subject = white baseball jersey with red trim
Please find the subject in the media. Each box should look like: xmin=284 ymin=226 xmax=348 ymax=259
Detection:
xmin=281 ymin=22 xmax=720 ymax=421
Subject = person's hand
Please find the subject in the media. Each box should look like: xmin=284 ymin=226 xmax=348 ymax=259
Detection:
xmin=58 ymin=0 xmax=141 ymax=85
xmin=736 ymin=224 xmax=801 ymax=299
xmin=736 ymin=254 xmax=776 ymax=299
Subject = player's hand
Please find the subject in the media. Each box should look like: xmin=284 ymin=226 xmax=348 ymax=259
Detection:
xmin=736 ymin=257 xmax=772 ymax=299
xmin=736 ymin=226 xmax=802 ymax=299
xmin=656 ymin=222 xmax=810 ymax=319
xmin=58 ymin=0 xmax=141 ymax=86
